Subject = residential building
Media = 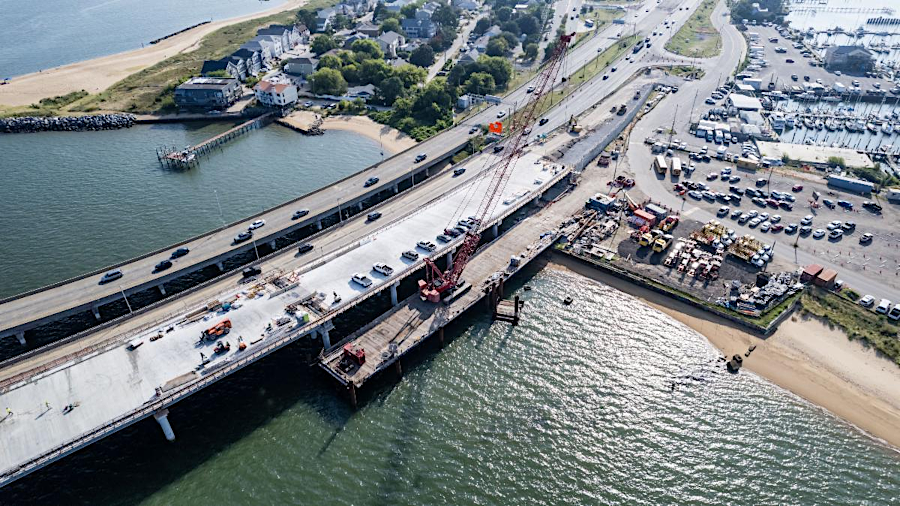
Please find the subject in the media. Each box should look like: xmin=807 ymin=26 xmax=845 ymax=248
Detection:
xmin=316 ymin=8 xmax=337 ymax=31
xmin=458 ymin=49 xmax=480 ymax=65
xmin=384 ymin=0 xmax=413 ymax=12
xmin=377 ymin=31 xmax=406 ymax=58
xmin=417 ymin=2 xmax=440 ymax=19
xmin=344 ymin=32 xmax=370 ymax=47
xmin=296 ymin=25 xmax=311 ymax=43
xmin=401 ymin=17 xmax=436 ymax=39
xmin=824 ymin=46 xmax=874 ymax=75
xmin=174 ymin=77 xmax=242 ymax=110
xmin=257 ymin=24 xmax=302 ymax=50
xmin=240 ymin=38 xmax=274 ymax=62
xmin=254 ymin=80 xmax=299 ymax=108
xmin=452 ymin=0 xmax=479 ymax=10
xmin=356 ymin=22 xmax=381 ymax=37
xmin=284 ymin=57 xmax=319 ymax=77
xmin=232 ymin=48 xmax=262 ymax=76
xmin=200 ymin=57 xmax=247 ymax=81
xmin=347 ymin=84 xmax=376 ymax=100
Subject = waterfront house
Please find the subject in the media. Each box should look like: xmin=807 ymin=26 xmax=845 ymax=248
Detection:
xmin=254 ymin=80 xmax=299 ymax=109
xmin=174 ymin=77 xmax=242 ymax=110
xmin=201 ymin=57 xmax=247 ymax=81
xmin=257 ymin=24 xmax=302 ymax=50
xmin=355 ymin=22 xmax=381 ymax=37
xmin=401 ymin=17 xmax=436 ymax=39
xmin=240 ymin=39 xmax=274 ymax=63
xmin=284 ymin=57 xmax=319 ymax=77
xmin=232 ymin=48 xmax=262 ymax=76
xmin=377 ymin=31 xmax=406 ymax=58
xmin=347 ymin=84 xmax=376 ymax=100
xmin=316 ymin=8 xmax=337 ymax=31
xmin=824 ymin=46 xmax=874 ymax=75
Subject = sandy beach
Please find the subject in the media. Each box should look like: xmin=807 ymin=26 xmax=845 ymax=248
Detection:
xmin=547 ymin=252 xmax=900 ymax=449
xmin=320 ymin=115 xmax=418 ymax=154
xmin=0 ymin=0 xmax=305 ymax=108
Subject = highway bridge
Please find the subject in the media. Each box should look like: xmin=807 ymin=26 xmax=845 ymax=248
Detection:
xmin=0 ymin=0 xmax=710 ymax=487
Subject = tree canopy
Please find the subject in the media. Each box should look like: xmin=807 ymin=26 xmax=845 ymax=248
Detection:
xmin=311 ymin=35 xmax=338 ymax=55
xmin=486 ymin=37 xmax=509 ymax=56
xmin=380 ymin=18 xmax=405 ymax=36
xmin=410 ymin=44 xmax=435 ymax=67
xmin=310 ymin=68 xmax=348 ymax=95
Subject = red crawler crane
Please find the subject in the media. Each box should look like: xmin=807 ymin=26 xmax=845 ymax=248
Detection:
xmin=418 ymin=33 xmax=575 ymax=303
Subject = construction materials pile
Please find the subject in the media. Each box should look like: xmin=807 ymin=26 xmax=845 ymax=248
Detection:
xmin=663 ymin=238 xmax=723 ymax=280
xmin=689 ymin=220 xmax=728 ymax=247
xmin=719 ymin=271 xmax=801 ymax=316
xmin=728 ymin=235 xmax=774 ymax=268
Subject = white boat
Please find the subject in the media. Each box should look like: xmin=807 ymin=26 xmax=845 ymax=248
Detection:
xmin=867 ymin=122 xmax=878 ymax=132
xmin=785 ymin=116 xmax=796 ymax=129
xmin=771 ymin=112 xmax=785 ymax=131
xmin=815 ymin=120 xmax=825 ymax=130
xmin=882 ymin=122 xmax=893 ymax=135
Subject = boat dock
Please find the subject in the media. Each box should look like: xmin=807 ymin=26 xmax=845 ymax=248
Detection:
xmin=156 ymin=113 xmax=273 ymax=169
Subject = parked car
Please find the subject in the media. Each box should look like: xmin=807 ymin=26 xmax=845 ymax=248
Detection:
xmin=292 ymin=209 xmax=310 ymax=220
xmin=351 ymin=273 xmax=373 ymax=287
xmin=373 ymin=263 xmax=394 ymax=276
xmin=99 ymin=269 xmax=123 ymax=284
xmin=756 ymin=178 xmax=767 ymax=187
xmin=876 ymin=299 xmax=891 ymax=314
xmin=154 ymin=260 xmax=173 ymax=272
xmin=863 ymin=201 xmax=883 ymax=212
xmin=248 ymin=219 xmax=266 ymax=230
xmin=858 ymin=295 xmax=875 ymax=307
xmin=837 ymin=200 xmax=853 ymax=209
xmin=812 ymin=229 xmax=826 ymax=238
xmin=792 ymin=184 xmax=803 ymax=192
xmin=860 ymin=232 xmax=874 ymax=244
xmin=297 ymin=243 xmax=314 ymax=254
xmin=801 ymin=215 xmax=813 ymax=226
xmin=784 ymin=223 xmax=797 ymax=234
xmin=234 ymin=231 xmax=253 ymax=243
xmin=437 ymin=234 xmax=452 ymax=243
xmin=170 ymin=247 xmax=190 ymax=259
xmin=822 ymin=199 xmax=836 ymax=209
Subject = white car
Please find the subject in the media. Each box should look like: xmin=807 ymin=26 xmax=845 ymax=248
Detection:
xmin=248 ymin=219 xmax=266 ymax=230
xmin=747 ymin=210 xmax=758 ymax=218
xmin=876 ymin=299 xmax=891 ymax=314
xmin=858 ymin=295 xmax=875 ymax=307
xmin=770 ymin=215 xmax=781 ymax=223
xmin=496 ymin=111 xmax=507 ymax=119
xmin=812 ymin=229 xmax=826 ymax=238
xmin=402 ymin=250 xmax=419 ymax=261
xmin=801 ymin=215 xmax=813 ymax=225
xmin=760 ymin=222 xmax=771 ymax=232
xmin=759 ymin=212 xmax=769 ymax=221
xmin=749 ymin=218 xmax=761 ymax=228
xmin=416 ymin=241 xmax=437 ymax=252
xmin=351 ymin=273 xmax=373 ymax=287
xmin=373 ymin=263 xmax=394 ymax=276
xmin=827 ymin=220 xmax=842 ymax=230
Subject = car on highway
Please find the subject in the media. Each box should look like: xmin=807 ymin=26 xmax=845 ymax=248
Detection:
xmin=249 ymin=219 xmax=266 ymax=230
xmin=437 ymin=234 xmax=452 ymax=243
xmin=234 ymin=231 xmax=252 ymax=243
xmin=373 ymin=263 xmax=394 ymax=276
xmin=366 ymin=212 xmax=382 ymax=222
xmin=153 ymin=260 xmax=172 ymax=272
xmin=417 ymin=241 xmax=437 ymax=252
xmin=526 ymin=85 xmax=535 ymax=93
xmin=453 ymin=167 xmax=466 ymax=176
xmin=792 ymin=184 xmax=803 ymax=192
xmin=858 ymin=295 xmax=875 ymax=307
xmin=812 ymin=229 xmax=826 ymax=238
xmin=539 ymin=118 xmax=549 ymax=126
xmin=496 ymin=111 xmax=506 ymax=119
xmin=705 ymin=98 xmax=715 ymax=105
xmin=402 ymin=250 xmax=419 ymax=261
xmin=242 ymin=266 xmax=262 ymax=278
xmin=351 ymin=273 xmax=373 ymax=287
xmin=860 ymin=232 xmax=874 ymax=244
xmin=170 ymin=247 xmax=190 ymax=259
xmin=364 ymin=177 xmax=380 ymax=187
xmin=98 ymin=270 xmax=124 ymax=285
xmin=822 ymin=199 xmax=836 ymax=209
xmin=414 ymin=153 xmax=427 ymax=163
xmin=292 ymin=209 xmax=310 ymax=220
xmin=602 ymin=74 xmax=609 ymax=80
xmin=297 ymin=243 xmax=314 ymax=254
xmin=469 ymin=126 xmax=480 ymax=134
xmin=837 ymin=200 xmax=853 ymax=209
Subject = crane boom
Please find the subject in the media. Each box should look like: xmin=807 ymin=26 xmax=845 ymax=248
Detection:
xmin=419 ymin=33 xmax=575 ymax=303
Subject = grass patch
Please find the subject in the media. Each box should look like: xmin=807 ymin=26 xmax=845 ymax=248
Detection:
xmin=848 ymin=164 xmax=900 ymax=188
xmin=667 ymin=65 xmax=706 ymax=79
xmin=664 ymin=0 xmax=721 ymax=58
xmin=801 ymin=287 xmax=900 ymax=366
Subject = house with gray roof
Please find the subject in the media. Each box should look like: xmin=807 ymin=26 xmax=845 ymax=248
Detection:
xmin=377 ymin=31 xmax=406 ymax=57
xmin=201 ymin=57 xmax=247 ymax=81
xmin=316 ymin=8 xmax=337 ymax=31
xmin=232 ymin=48 xmax=262 ymax=76
xmin=174 ymin=77 xmax=242 ymax=110
xmin=401 ymin=17 xmax=436 ymax=39
xmin=284 ymin=57 xmax=319 ymax=77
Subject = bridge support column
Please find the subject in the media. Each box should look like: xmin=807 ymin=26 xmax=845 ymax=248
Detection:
xmin=424 ymin=167 xmax=431 ymax=177
xmin=158 ymin=284 xmax=167 ymax=296
xmin=91 ymin=305 xmax=101 ymax=320
xmin=390 ymin=282 xmax=399 ymax=306
xmin=316 ymin=219 xmax=323 ymax=230
xmin=216 ymin=262 xmax=225 ymax=271
xmin=532 ymin=195 xmax=541 ymax=206
xmin=491 ymin=223 xmax=499 ymax=238
xmin=393 ymin=183 xmax=399 ymax=194
xmin=446 ymin=249 xmax=453 ymax=266
xmin=320 ymin=326 xmax=332 ymax=349
xmin=154 ymin=409 xmax=176 ymax=442
xmin=395 ymin=359 xmax=402 ymax=378
xmin=438 ymin=327 xmax=444 ymax=348
xmin=269 ymin=240 xmax=276 ymax=249
xmin=348 ymin=384 xmax=358 ymax=409
xmin=15 ymin=332 xmax=26 ymax=346
xmin=358 ymin=202 xmax=364 ymax=211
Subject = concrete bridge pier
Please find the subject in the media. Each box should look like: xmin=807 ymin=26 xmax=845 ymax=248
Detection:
xmin=318 ymin=321 xmax=335 ymax=349
xmin=216 ymin=262 xmax=225 ymax=271
xmin=446 ymin=249 xmax=454 ymax=266
xmin=390 ymin=282 xmax=399 ymax=306
xmin=393 ymin=183 xmax=399 ymax=193
xmin=491 ymin=223 xmax=499 ymax=238
xmin=532 ymin=195 xmax=541 ymax=206
xmin=91 ymin=305 xmax=101 ymax=320
xmin=158 ymin=284 xmax=167 ymax=296
xmin=316 ymin=219 xmax=323 ymax=230
xmin=358 ymin=202 xmax=364 ymax=211
xmin=269 ymin=240 xmax=276 ymax=249
xmin=15 ymin=332 xmax=26 ymax=346
xmin=153 ymin=409 xmax=176 ymax=441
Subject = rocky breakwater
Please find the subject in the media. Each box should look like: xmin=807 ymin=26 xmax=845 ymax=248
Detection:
xmin=0 ymin=114 xmax=135 ymax=133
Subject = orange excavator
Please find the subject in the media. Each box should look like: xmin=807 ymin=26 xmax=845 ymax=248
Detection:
xmin=201 ymin=319 xmax=232 ymax=341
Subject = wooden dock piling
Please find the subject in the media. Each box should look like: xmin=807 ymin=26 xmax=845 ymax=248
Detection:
xmin=157 ymin=113 xmax=273 ymax=169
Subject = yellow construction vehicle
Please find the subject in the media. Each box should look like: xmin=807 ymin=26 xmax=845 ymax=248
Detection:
xmin=652 ymin=234 xmax=674 ymax=253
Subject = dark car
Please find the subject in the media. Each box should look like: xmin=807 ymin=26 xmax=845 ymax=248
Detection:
xmin=785 ymin=58 xmax=794 ymax=63
xmin=756 ymin=178 xmax=767 ymax=187
xmin=539 ymin=118 xmax=549 ymax=126
xmin=364 ymin=177 xmax=380 ymax=187
xmin=611 ymin=66 xmax=617 ymax=72
xmin=863 ymin=201 xmax=883 ymax=212
xmin=367 ymin=212 xmax=382 ymax=222
xmin=779 ymin=201 xmax=793 ymax=211
xmin=444 ymin=227 xmax=461 ymax=237
xmin=837 ymin=200 xmax=853 ymax=209
xmin=453 ymin=167 xmax=466 ymax=176
xmin=234 ymin=231 xmax=253 ymax=243
xmin=602 ymin=75 xmax=609 ymax=80
xmin=822 ymin=199 xmax=836 ymax=209
xmin=298 ymin=243 xmax=314 ymax=254
xmin=469 ymin=126 xmax=480 ymax=134
xmin=493 ymin=144 xmax=505 ymax=153
xmin=154 ymin=260 xmax=173 ymax=272
xmin=170 ymin=247 xmax=190 ymax=259
xmin=842 ymin=221 xmax=856 ymax=231
xmin=414 ymin=153 xmax=427 ymax=163
xmin=292 ymin=209 xmax=310 ymax=220
xmin=99 ymin=269 xmax=123 ymax=285
xmin=242 ymin=266 xmax=262 ymax=278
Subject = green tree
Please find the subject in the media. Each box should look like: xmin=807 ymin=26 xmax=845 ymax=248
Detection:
xmin=311 ymin=35 xmax=338 ymax=55
xmin=517 ymin=15 xmax=540 ymax=35
xmin=395 ymin=64 xmax=427 ymax=87
xmin=464 ymin=71 xmax=496 ymax=94
xmin=501 ymin=21 xmax=522 ymax=36
xmin=205 ymin=69 xmax=231 ymax=78
xmin=317 ymin=54 xmax=343 ymax=69
xmin=433 ymin=4 xmax=459 ymax=28
xmin=381 ymin=18 xmax=405 ymax=36
xmin=496 ymin=6 xmax=513 ymax=22
xmin=378 ymin=75 xmax=406 ymax=104
xmin=333 ymin=14 xmax=352 ymax=30
xmin=524 ymin=42 xmax=539 ymax=60
xmin=359 ymin=59 xmax=393 ymax=85
xmin=410 ymin=44 xmax=435 ymax=67
xmin=401 ymin=2 xmax=419 ymax=18
xmin=351 ymin=39 xmax=384 ymax=60
xmin=296 ymin=9 xmax=317 ymax=30
xmin=499 ymin=31 xmax=519 ymax=47
xmin=341 ymin=63 xmax=360 ymax=84
xmin=478 ymin=56 xmax=513 ymax=89
xmin=486 ymin=37 xmax=509 ymax=56
xmin=474 ymin=17 xmax=492 ymax=35
xmin=310 ymin=68 xmax=348 ymax=95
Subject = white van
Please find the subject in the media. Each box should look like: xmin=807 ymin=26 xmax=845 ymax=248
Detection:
xmin=875 ymin=299 xmax=891 ymax=314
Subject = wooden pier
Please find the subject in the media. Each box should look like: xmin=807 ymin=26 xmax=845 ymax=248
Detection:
xmin=156 ymin=113 xmax=273 ymax=169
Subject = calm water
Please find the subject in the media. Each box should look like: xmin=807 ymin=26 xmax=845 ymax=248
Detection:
xmin=0 ymin=0 xmax=287 ymax=77
xmin=0 ymin=267 xmax=897 ymax=504
xmin=0 ymin=123 xmax=385 ymax=298
xmin=786 ymin=0 xmax=900 ymax=32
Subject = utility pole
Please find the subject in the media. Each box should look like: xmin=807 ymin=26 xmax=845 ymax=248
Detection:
xmin=667 ymin=104 xmax=678 ymax=146
xmin=687 ymin=89 xmax=699 ymax=125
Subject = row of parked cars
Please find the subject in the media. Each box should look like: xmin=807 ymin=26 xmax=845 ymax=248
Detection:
xmin=858 ymin=295 xmax=900 ymax=320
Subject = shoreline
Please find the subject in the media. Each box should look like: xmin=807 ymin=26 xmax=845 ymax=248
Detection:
xmin=546 ymin=251 xmax=900 ymax=450
xmin=0 ymin=0 xmax=304 ymax=108
xmin=319 ymin=115 xmax=418 ymax=155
